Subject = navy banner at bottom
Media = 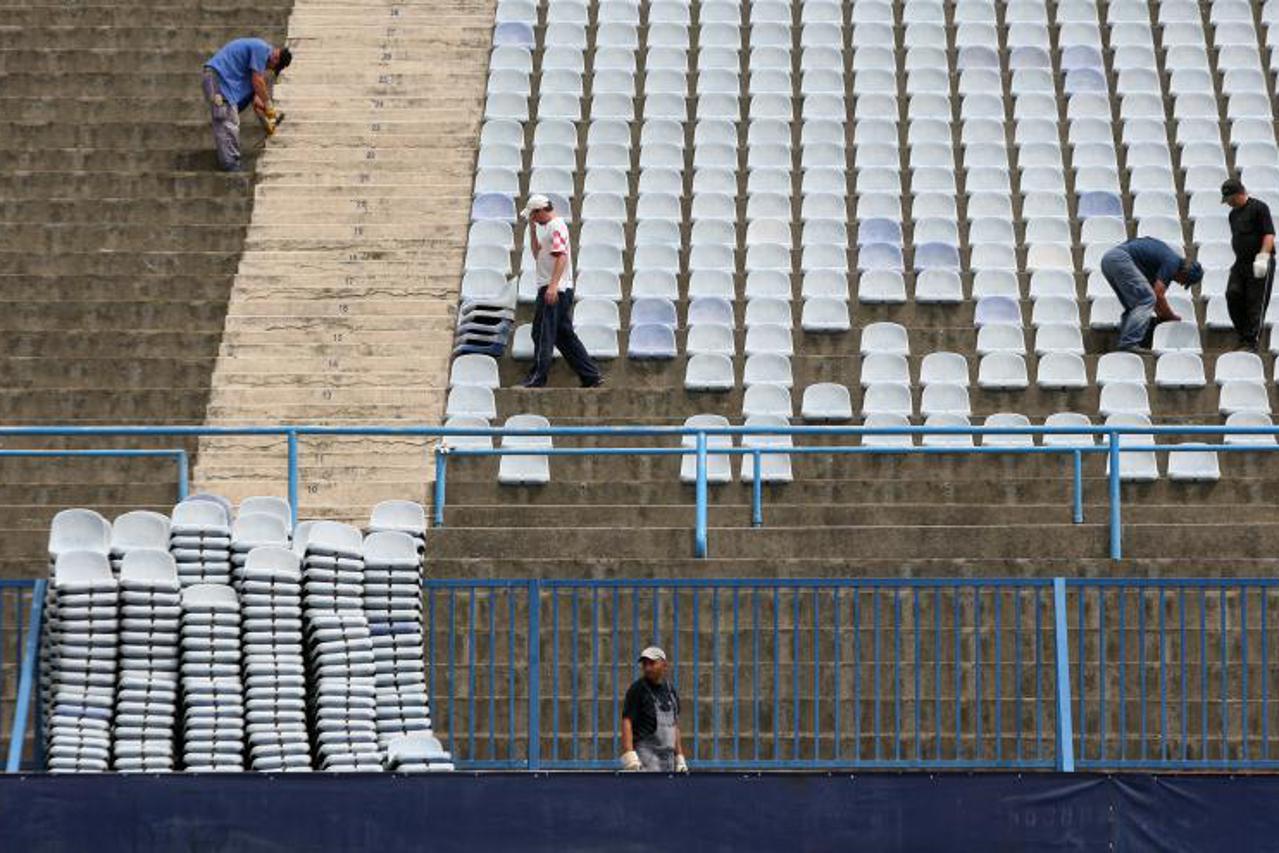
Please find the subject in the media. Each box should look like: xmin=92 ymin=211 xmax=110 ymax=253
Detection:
xmin=3 ymin=772 xmax=1279 ymax=852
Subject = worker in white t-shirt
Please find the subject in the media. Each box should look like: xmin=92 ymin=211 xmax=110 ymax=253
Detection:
xmin=519 ymin=194 xmax=604 ymax=388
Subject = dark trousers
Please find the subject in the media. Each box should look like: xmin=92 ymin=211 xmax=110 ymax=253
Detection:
xmin=528 ymin=286 xmax=601 ymax=385
xmin=1226 ymin=264 xmax=1269 ymax=346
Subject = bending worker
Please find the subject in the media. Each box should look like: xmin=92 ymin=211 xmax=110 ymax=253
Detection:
xmin=619 ymin=646 xmax=688 ymax=773
xmin=202 ymin=38 xmax=293 ymax=172
xmin=1222 ymin=178 xmax=1276 ymax=352
xmin=1100 ymin=237 xmax=1203 ymax=355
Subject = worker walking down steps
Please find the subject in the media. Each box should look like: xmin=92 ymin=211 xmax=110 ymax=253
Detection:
xmin=202 ymin=38 xmax=293 ymax=172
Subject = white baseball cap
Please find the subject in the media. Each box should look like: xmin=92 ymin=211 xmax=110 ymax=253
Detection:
xmin=638 ymin=646 xmax=666 ymax=662
xmin=520 ymin=193 xmax=553 ymax=218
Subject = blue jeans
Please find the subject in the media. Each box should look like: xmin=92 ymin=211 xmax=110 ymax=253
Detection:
xmin=1101 ymin=247 xmax=1156 ymax=350
xmin=202 ymin=69 xmax=241 ymax=172
xmin=528 ymin=287 xmax=602 ymax=385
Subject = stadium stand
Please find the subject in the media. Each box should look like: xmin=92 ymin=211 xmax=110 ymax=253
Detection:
xmin=420 ymin=0 xmax=1279 ymax=577
xmin=0 ymin=0 xmax=292 ymax=576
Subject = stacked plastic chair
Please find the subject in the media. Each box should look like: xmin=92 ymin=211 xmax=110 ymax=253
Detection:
xmin=230 ymin=511 xmax=291 ymax=589
xmin=46 ymin=551 xmax=118 ymax=772
xmin=240 ymin=546 xmax=312 ymax=772
xmin=301 ymin=522 xmax=382 ymax=772
xmin=363 ymin=531 xmax=438 ymax=752
xmin=41 ymin=509 xmax=112 ymax=720
xmin=180 ymin=584 xmax=245 ymax=771
xmin=114 ymin=550 xmax=181 ymax=772
xmin=170 ymin=499 xmax=233 ymax=587
xmin=108 ymin=511 xmax=171 ymax=575
xmin=385 ymin=733 xmax=455 ymax=773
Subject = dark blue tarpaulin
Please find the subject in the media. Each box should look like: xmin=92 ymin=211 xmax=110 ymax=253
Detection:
xmin=2 ymin=772 xmax=1278 ymax=852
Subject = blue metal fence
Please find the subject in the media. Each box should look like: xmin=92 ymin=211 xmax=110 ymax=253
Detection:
xmin=3 ymin=576 xmax=1279 ymax=772
xmin=424 ymin=579 xmax=1065 ymax=770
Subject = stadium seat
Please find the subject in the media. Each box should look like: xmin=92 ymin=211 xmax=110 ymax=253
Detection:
xmin=740 ymin=416 xmax=794 ymax=483
xmin=680 ymin=415 xmax=733 ymax=484
xmin=981 ymin=413 xmax=1035 ymax=447
xmin=498 ymin=415 xmax=552 ymax=485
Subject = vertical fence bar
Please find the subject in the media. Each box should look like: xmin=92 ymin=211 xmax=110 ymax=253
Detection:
xmin=873 ymin=590 xmax=882 ymax=761
xmin=753 ymin=588 xmax=761 ymax=763
xmin=1200 ymin=587 xmax=1208 ymax=761
xmin=287 ymin=429 xmax=299 ymax=526
xmin=433 ymin=448 xmax=448 ymax=528
xmin=1053 ymin=578 xmax=1075 ymax=772
xmin=612 ymin=587 xmax=619 ymax=763
xmin=693 ymin=587 xmax=701 ymax=761
xmin=813 ymin=588 xmax=820 ymax=762
xmin=751 ymin=452 xmax=763 ymax=527
xmin=468 ymin=589 xmax=477 ymax=759
xmin=893 ymin=590 xmax=901 ymax=762
xmin=527 ymin=580 xmax=540 ymax=770
xmin=792 ymin=590 xmax=799 ymax=761
xmin=953 ymin=589 xmax=961 ymax=762
xmin=913 ymin=588 xmax=921 ymax=764
xmin=694 ymin=432 xmax=708 ymax=558
xmin=571 ymin=588 xmax=579 ymax=763
xmin=488 ymin=590 xmax=496 ymax=761
xmin=1108 ymin=432 xmax=1122 ymax=560
xmin=1159 ymin=587 xmax=1168 ymax=763
xmin=1076 ymin=586 xmax=1084 ymax=763
xmin=508 ymin=589 xmax=516 ymax=763
xmin=551 ymin=589 xmax=559 ymax=764
xmin=1138 ymin=586 xmax=1146 ymax=760
xmin=1035 ymin=588 xmax=1044 ymax=760
xmin=1221 ymin=589 xmax=1228 ymax=761
xmin=448 ymin=590 xmax=456 ymax=762
xmin=733 ymin=588 xmax=740 ymax=762
xmin=994 ymin=591 xmax=1002 ymax=765
xmin=1181 ymin=588 xmax=1188 ymax=763
xmin=1072 ymin=449 xmax=1083 ymax=524
xmin=1015 ymin=589 xmax=1023 ymax=762
xmin=428 ymin=590 xmax=437 ymax=752
xmin=6 ymin=580 xmax=46 ymax=773
xmin=934 ymin=588 xmax=941 ymax=762
xmin=1118 ymin=588 xmax=1126 ymax=761
xmin=713 ymin=588 xmax=721 ymax=764
xmin=175 ymin=450 xmax=190 ymax=500
xmin=592 ymin=588 xmax=600 ymax=763
xmin=1263 ymin=591 xmax=1269 ymax=760
xmin=853 ymin=588 xmax=861 ymax=762
xmin=1241 ymin=588 xmax=1249 ymax=763
xmin=974 ymin=590 xmax=983 ymax=757
xmin=834 ymin=588 xmax=842 ymax=763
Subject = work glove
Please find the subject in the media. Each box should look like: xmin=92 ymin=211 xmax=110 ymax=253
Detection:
xmin=619 ymin=750 xmax=641 ymax=771
xmin=675 ymin=754 xmax=688 ymax=774
xmin=1254 ymin=253 xmax=1272 ymax=279
xmin=263 ymin=117 xmax=277 ymax=136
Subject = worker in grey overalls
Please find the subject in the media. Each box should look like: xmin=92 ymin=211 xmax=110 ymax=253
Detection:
xmin=619 ymin=646 xmax=688 ymax=773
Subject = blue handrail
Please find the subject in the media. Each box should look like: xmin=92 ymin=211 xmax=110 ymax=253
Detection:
xmin=0 ymin=449 xmax=188 ymax=501
xmin=0 ymin=422 xmax=1275 ymax=562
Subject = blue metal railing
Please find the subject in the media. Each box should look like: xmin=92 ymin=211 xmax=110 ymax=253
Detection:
xmin=425 ymin=579 xmax=1066 ymax=771
xmin=0 ymin=422 xmax=1273 ymax=562
xmin=2 ymin=576 xmax=1278 ymax=772
xmin=1 ymin=579 xmax=44 ymax=772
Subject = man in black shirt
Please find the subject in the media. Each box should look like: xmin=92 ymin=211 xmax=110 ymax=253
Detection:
xmin=1223 ymin=178 xmax=1276 ymax=352
xmin=619 ymin=646 xmax=688 ymax=773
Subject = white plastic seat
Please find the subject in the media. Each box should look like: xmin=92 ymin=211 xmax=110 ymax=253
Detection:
xmin=1099 ymin=381 xmax=1151 ymax=417
xmin=1155 ymin=352 xmax=1206 ymax=389
xmin=686 ymin=324 xmax=735 ymax=357
xmin=1104 ymin=414 xmax=1159 ymax=483
xmin=742 ymin=384 xmax=793 ymax=418
xmin=921 ymin=414 xmax=974 ymax=448
xmin=1166 ymin=445 xmax=1221 ymax=482
xmin=800 ymin=298 xmax=851 ymax=333
xmin=685 ymin=354 xmax=735 ymax=391
xmin=920 ymin=352 xmax=969 ymax=387
xmin=915 ymin=270 xmax=964 ymax=304
xmin=1042 ymin=412 xmax=1097 ymax=447
xmin=739 ymin=416 xmax=794 ymax=484
xmin=449 ymin=354 xmax=500 ymax=389
xmin=858 ymin=270 xmax=907 ymax=304
xmin=860 ymin=353 xmax=910 ymax=387
xmin=976 ymin=323 xmax=1026 ymax=355
xmin=1217 ymin=352 xmax=1266 ymax=385
xmin=1220 ymin=380 xmax=1272 ymax=415
xmin=1224 ymin=412 xmax=1277 ymax=445
xmin=861 ymin=383 xmax=914 ymax=417
xmin=801 ymin=383 xmax=853 ymax=422
xmin=497 ymin=414 xmax=551 ymax=485
xmin=1037 ymin=352 xmax=1088 ymax=389
xmin=921 ymin=383 xmax=971 ymax=417
xmin=978 ymin=353 xmax=1029 ymax=390
xmin=981 ymin=412 xmax=1035 ymax=447
xmin=860 ymin=322 xmax=910 ymax=356
xmin=679 ymin=415 xmax=733 ymax=484
xmin=743 ymin=353 xmax=793 ymax=388
xmin=1152 ymin=322 xmax=1202 ymax=354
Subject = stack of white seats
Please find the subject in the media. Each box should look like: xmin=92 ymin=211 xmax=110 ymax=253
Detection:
xmin=301 ymin=522 xmax=382 ymax=772
xmin=170 ymin=499 xmax=233 ymax=587
xmin=385 ymin=733 xmax=455 ymax=773
xmin=180 ymin=584 xmax=245 ymax=771
xmin=46 ymin=551 xmax=118 ymax=773
xmin=41 ymin=509 xmax=111 ymax=727
xmin=240 ymin=546 xmax=311 ymax=771
xmin=109 ymin=511 xmax=170 ymax=575
xmin=113 ymin=550 xmax=181 ymax=772
xmin=363 ymin=531 xmax=439 ymax=753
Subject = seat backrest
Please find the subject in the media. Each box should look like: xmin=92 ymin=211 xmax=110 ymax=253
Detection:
xmin=920 ymin=352 xmax=969 ymax=386
xmin=110 ymin=511 xmax=171 ymax=553
xmin=503 ymin=414 xmax=553 ymax=448
xmin=860 ymin=322 xmax=910 ymax=355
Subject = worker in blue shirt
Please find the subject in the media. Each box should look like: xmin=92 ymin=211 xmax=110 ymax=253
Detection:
xmin=202 ymin=38 xmax=293 ymax=172
xmin=1100 ymin=237 xmax=1204 ymax=354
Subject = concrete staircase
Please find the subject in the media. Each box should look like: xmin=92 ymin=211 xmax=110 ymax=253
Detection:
xmin=0 ymin=0 xmax=292 ymax=577
xmin=191 ymin=0 xmax=495 ymax=521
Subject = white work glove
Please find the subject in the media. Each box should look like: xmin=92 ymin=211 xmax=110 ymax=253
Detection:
xmin=1254 ymin=253 xmax=1272 ymax=279
xmin=675 ymin=754 xmax=688 ymax=774
xmin=619 ymin=750 xmax=641 ymax=771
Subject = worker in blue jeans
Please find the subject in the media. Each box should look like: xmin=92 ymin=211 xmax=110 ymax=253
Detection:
xmin=202 ymin=38 xmax=293 ymax=172
xmin=1100 ymin=237 xmax=1204 ymax=355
